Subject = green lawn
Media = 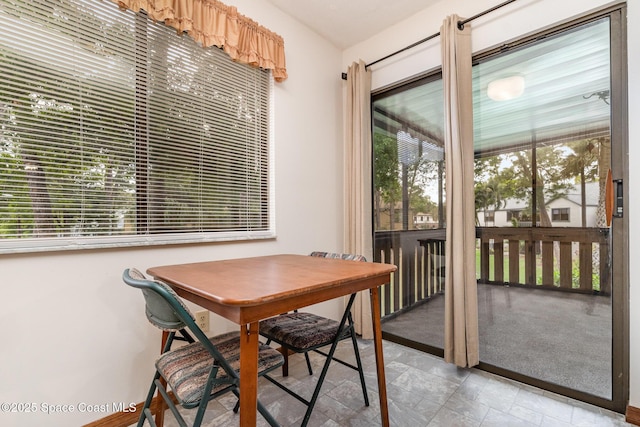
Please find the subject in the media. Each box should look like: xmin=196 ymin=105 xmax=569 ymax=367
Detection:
xmin=475 ymin=249 xmax=526 ymax=283
xmin=475 ymin=249 xmax=599 ymax=290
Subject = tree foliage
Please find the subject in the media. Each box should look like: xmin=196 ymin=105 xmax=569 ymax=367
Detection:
xmin=473 ymin=138 xmax=603 ymax=227
xmin=0 ymin=1 xmax=136 ymax=238
xmin=373 ymin=132 xmax=441 ymax=231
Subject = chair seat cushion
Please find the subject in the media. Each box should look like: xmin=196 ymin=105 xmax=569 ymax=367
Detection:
xmin=259 ymin=312 xmax=348 ymax=351
xmin=156 ymin=331 xmax=283 ymax=406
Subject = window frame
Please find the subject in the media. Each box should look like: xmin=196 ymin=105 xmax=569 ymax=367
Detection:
xmin=483 ymin=210 xmax=495 ymax=223
xmin=551 ymin=207 xmax=571 ymax=222
xmin=506 ymin=210 xmax=521 ymax=222
xmin=0 ymin=1 xmax=275 ymax=254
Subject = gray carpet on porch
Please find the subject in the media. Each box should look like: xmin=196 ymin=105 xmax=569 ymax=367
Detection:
xmin=381 ymin=283 xmax=612 ymax=399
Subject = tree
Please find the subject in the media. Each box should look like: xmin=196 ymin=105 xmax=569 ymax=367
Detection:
xmin=474 ymin=142 xmax=579 ymax=228
xmin=0 ymin=1 xmax=136 ymax=238
xmin=503 ymin=146 xmax=573 ymax=227
xmin=561 ymin=139 xmax=600 ymax=227
xmin=373 ymin=133 xmax=400 ymax=230
xmin=474 ymin=155 xmax=513 ymax=226
xmin=373 ymin=131 xmax=442 ymax=231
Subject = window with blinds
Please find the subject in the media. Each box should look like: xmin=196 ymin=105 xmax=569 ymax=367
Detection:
xmin=0 ymin=0 xmax=274 ymax=252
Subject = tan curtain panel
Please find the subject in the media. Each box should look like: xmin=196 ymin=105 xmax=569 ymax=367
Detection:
xmin=344 ymin=60 xmax=374 ymax=339
xmin=112 ymin=0 xmax=287 ymax=82
xmin=441 ymin=15 xmax=480 ymax=368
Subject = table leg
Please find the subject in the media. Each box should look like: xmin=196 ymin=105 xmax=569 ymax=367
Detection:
xmin=239 ymin=322 xmax=259 ymax=426
xmin=370 ymin=287 xmax=390 ymax=427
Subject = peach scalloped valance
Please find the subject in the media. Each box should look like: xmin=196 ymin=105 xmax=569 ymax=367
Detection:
xmin=112 ymin=0 xmax=287 ymax=82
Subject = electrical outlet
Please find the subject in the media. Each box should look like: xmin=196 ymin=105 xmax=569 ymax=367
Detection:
xmin=195 ymin=310 xmax=209 ymax=332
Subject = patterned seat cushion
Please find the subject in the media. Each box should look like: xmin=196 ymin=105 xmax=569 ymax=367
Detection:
xmin=156 ymin=331 xmax=283 ymax=406
xmin=259 ymin=312 xmax=349 ymax=351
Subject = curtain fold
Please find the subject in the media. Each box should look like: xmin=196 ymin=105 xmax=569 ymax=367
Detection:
xmin=344 ymin=60 xmax=374 ymax=339
xmin=112 ymin=0 xmax=287 ymax=81
xmin=441 ymin=15 xmax=480 ymax=367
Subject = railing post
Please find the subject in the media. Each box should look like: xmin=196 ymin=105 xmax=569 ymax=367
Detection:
xmin=380 ymin=249 xmax=387 ymax=317
xmin=389 ymin=248 xmax=395 ymax=313
xmin=427 ymin=242 xmax=432 ymax=295
xmin=525 ymin=239 xmax=536 ymax=285
xmin=542 ymin=240 xmax=554 ymax=286
xmin=398 ymin=247 xmax=403 ymax=311
xmin=600 ymin=237 xmax=611 ymax=295
xmin=414 ymin=247 xmax=418 ymax=304
xmin=436 ymin=240 xmax=442 ymax=293
xmin=480 ymin=236 xmax=490 ymax=282
xmin=509 ymin=239 xmax=519 ymax=284
xmin=420 ymin=245 xmax=426 ymax=300
xmin=579 ymin=242 xmax=592 ymax=291
xmin=559 ymin=242 xmax=572 ymax=288
xmin=494 ymin=238 xmax=504 ymax=283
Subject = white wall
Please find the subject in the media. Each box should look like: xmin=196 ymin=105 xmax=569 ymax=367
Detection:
xmin=344 ymin=0 xmax=639 ymax=412
xmin=343 ymin=0 xmax=621 ymax=90
xmin=0 ymin=1 xmax=345 ymax=426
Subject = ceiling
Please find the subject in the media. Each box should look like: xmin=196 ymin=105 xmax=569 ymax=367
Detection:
xmin=373 ymin=18 xmax=611 ymax=155
xmin=264 ymin=0 xmax=441 ymax=49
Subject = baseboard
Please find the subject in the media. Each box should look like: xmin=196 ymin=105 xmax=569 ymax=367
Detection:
xmin=83 ymin=393 xmax=175 ymax=427
xmin=81 ymin=401 xmax=143 ymax=427
xmin=627 ymin=405 xmax=640 ymax=426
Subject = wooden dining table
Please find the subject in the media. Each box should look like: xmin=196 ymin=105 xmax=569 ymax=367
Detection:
xmin=147 ymin=254 xmax=396 ymax=426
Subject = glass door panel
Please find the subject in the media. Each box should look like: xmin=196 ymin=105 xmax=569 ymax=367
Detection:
xmin=373 ymin=76 xmax=447 ymax=332
xmin=376 ymin=10 xmax=626 ymax=410
xmin=473 ymin=17 xmax=612 ymax=399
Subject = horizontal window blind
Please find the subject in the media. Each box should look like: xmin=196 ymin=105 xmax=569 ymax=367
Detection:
xmin=0 ymin=0 xmax=273 ymax=253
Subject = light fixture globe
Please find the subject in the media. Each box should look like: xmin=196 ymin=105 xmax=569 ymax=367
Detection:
xmin=487 ymin=75 xmax=525 ymax=101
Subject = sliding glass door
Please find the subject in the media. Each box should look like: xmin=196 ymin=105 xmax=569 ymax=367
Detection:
xmin=374 ymin=6 xmax=627 ymax=412
xmin=472 ymin=14 xmax=621 ymax=406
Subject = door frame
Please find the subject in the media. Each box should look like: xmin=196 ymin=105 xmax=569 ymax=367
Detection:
xmin=372 ymin=2 xmax=629 ymax=414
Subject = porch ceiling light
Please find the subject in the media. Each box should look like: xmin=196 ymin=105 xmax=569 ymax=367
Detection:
xmin=487 ymin=75 xmax=525 ymax=101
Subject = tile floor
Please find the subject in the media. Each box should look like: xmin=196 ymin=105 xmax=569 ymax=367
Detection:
xmin=139 ymin=339 xmax=633 ymax=427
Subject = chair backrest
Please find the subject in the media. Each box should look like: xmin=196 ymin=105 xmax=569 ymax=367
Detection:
xmin=310 ymin=251 xmax=367 ymax=262
xmin=123 ymin=268 xmax=238 ymax=373
xmin=124 ymin=268 xmax=194 ymax=332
